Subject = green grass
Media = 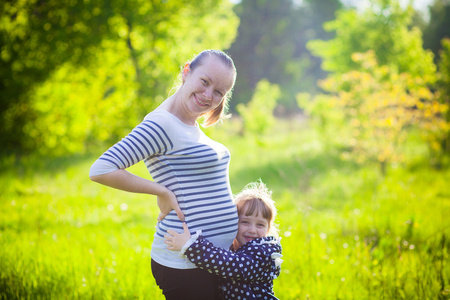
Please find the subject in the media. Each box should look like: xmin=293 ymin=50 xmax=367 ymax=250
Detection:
xmin=1 ymin=118 xmax=449 ymax=299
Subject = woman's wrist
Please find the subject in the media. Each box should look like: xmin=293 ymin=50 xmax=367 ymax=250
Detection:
xmin=146 ymin=181 xmax=170 ymax=198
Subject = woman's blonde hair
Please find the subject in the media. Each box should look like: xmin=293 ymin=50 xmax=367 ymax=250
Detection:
xmin=235 ymin=180 xmax=279 ymax=237
xmin=184 ymin=49 xmax=236 ymax=127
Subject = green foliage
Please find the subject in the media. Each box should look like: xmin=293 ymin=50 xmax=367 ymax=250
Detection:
xmin=304 ymin=0 xmax=449 ymax=172
xmin=0 ymin=0 xmax=238 ymax=154
xmin=307 ymin=0 xmax=436 ymax=80
xmin=299 ymin=51 xmax=449 ymax=173
xmin=0 ymin=0 xmax=116 ymax=151
xmin=236 ymin=79 xmax=280 ymax=140
xmin=422 ymin=0 xmax=450 ymax=60
xmin=24 ymin=47 xmax=139 ymax=155
xmin=227 ymin=0 xmax=342 ymax=110
xmin=1 ymin=119 xmax=449 ymax=299
xmin=436 ymin=38 xmax=450 ymax=154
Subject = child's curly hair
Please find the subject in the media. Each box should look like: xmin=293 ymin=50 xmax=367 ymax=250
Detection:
xmin=234 ymin=180 xmax=279 ymax=238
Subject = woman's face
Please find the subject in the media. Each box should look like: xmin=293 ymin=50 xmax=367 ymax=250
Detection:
xmin=181 ymin=56 xmax=235 ymax=118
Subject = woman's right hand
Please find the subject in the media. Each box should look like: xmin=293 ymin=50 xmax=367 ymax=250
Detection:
xmin=157 ymin=188 xmax=185 ymax=222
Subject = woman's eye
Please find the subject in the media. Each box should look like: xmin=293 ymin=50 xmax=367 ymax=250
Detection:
xmin=215 ymin=91 xmax=223 ymax=97
xmin=201 ymin=79 xmax=207 ymax=85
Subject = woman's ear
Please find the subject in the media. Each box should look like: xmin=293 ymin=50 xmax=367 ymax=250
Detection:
xmin=183 ymin=63 xmax=190 ymax=75
xmin=181 ymin=63 xmax=190 ymax=83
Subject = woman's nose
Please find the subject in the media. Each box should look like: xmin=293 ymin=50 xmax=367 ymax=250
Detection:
xmin=203 ymin=88 xmax=213 ymax=100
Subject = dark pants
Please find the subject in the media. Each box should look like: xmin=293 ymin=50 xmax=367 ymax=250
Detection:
xmin=151 ymin=259 xmax=221 ymax=300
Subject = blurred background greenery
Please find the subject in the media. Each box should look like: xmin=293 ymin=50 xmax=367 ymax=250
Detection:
xmin=1 ymin=0 xmax=450 ymax=299
xmin=2 ymin=0 xmax=449 ymax=159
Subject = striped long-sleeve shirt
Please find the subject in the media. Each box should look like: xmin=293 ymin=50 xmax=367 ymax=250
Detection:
xmin=90 ymin=110 xmax=238 ymax=269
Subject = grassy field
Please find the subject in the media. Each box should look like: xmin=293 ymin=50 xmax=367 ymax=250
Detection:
xmin=1 ymin=118 xmax=449 ymax=299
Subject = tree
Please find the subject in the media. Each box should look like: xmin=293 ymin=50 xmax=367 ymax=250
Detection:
xmin=0 ymin=0 xmax=238 ymax=154
xmin=299 ymin=51 xmax=449 ymax=173
xmin=227 ymin=0 xmax=341 ymax=111
xmin=422 ymin=0 xmax=450 ymax=62
xmin=435 ymin=38 xmax=450 ymax=156
xmin=307 ymin=0 xmax=435 ymax=80
xmin=237 ymin=79 xmax=280 ymax=141
xmin=301 ymin=0 xmax=449 ymax=171
xmin=1 ymin=0 xmax=115 ymax=151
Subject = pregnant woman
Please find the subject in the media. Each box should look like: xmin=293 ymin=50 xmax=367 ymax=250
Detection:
xmin=89 ymin=49 xmax=238 ymax=299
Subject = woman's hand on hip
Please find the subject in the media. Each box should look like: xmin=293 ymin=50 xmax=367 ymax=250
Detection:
xmin=157 ymin=188 xmax=185 ymax=222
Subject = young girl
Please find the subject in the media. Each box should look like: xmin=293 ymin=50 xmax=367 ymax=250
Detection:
xmin=165 ymin=181 xmax=283 ymax=300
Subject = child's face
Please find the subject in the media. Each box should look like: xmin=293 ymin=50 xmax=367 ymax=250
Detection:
xmin=234 ymin=208 xmax=269 ymax=249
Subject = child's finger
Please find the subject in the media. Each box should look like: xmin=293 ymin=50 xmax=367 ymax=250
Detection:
xmin=182 ymin=222 xmax=189 ymax=233
xmin=166 ymin=229 xmax=177 ymax=236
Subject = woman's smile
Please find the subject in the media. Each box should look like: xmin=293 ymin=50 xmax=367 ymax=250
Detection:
xmin=194 ymin=94 xmax=209 ymax=107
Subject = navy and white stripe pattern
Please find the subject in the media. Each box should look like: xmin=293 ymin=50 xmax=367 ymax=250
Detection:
xmin=148 ymin=140 xmax=238 ymax=240
xmin=184 ymin=236 xmax=282 ymax=300
xmin=98 ymin=119 xmax=173 ymax=170
xmin=92 ymin=110 xmax=238 ymax=266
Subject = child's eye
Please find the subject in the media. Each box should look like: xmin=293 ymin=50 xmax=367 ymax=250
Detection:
xmin=201 ymin=79 xmax=208 ymax=85
xmin=215 ymin=90 xmax=223 ymax=97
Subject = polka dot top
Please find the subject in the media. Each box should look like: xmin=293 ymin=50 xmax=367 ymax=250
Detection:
xmin=184 ymin=236 xmax=282 ymax=300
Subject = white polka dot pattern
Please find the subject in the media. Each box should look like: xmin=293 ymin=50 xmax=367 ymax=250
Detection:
xmin=185 ymin=236 xmax=282 ymax=299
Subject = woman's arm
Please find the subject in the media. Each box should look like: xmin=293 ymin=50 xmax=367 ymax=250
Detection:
xmin=89 ymin=116 xmax=185 ymax=222
xmin=90 ymin=169 xmax=164 ymax=194
xmin=91 ymin=169 xmax=184 ymax=221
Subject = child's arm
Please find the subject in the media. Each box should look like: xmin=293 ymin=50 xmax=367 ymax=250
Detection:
xmin=187 ymin=236 xmax=281 ymax=282
xmin=165 ymin=223 xmax=282 ymax=282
